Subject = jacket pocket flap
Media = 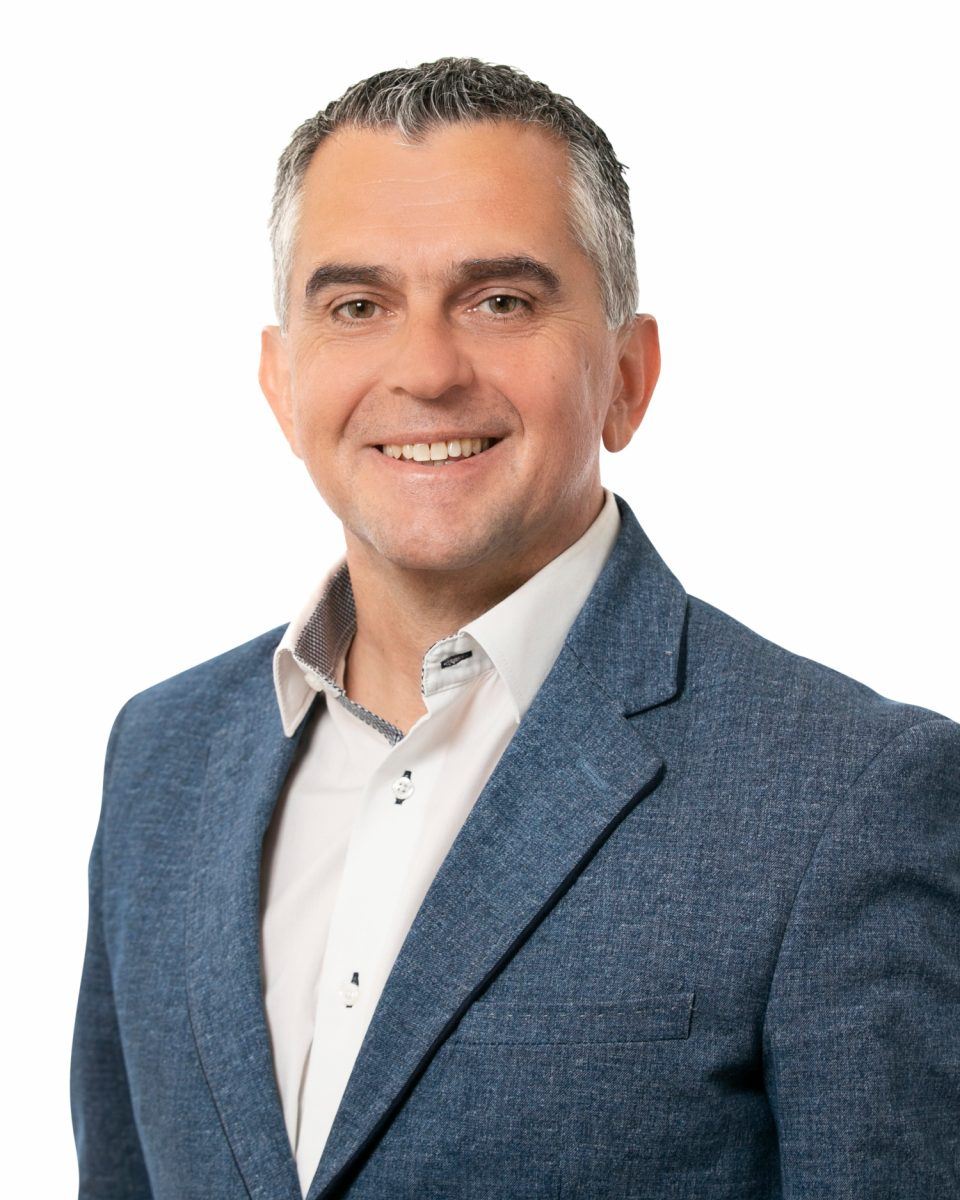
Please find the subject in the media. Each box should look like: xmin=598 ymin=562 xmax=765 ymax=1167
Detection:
xmin=452 ymin=989 xmax=695 ymax=1045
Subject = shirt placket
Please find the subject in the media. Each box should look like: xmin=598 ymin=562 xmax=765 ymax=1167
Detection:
xmin=293 ymin=707 xmax=443 ymax=1182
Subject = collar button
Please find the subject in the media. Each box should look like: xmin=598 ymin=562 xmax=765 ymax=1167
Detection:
xmin=391 ymin=774 xmax=415 ymax=802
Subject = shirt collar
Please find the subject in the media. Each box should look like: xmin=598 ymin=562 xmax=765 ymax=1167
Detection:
xmin=273 ymin=488 xmax=621 ymax=738
xmin=456 ymin=487 xmax=620 ymax=721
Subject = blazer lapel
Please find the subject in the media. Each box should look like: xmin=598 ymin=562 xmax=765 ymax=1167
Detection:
xmin=306 ymin=494 xmax=688 ymax=1200
xmin=185 ymin=674 xmax=315 ymax=1200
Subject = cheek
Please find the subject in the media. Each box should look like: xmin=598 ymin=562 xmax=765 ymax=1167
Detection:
xmin=507 ymin=357 xmax=599 ymax=459
xmin=290 ymin=360 xmax=366 ymax=449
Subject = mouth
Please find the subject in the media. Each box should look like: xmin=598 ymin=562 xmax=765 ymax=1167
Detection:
xmin=375 ymin=436 xmax=502 ymax=465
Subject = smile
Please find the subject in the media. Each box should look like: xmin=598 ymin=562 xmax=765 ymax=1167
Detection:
xmin=377 ymin=437 xmax=500 ymax=464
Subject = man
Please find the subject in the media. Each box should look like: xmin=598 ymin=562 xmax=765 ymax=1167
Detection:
xmin=71 ymin=56 xmax=960 ymax=1199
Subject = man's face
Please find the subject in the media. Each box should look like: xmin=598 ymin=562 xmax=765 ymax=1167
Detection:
xmin=260 ymin=120 xmax=658 ymax=576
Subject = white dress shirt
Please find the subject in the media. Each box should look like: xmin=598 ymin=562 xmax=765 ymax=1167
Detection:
xmin=263 ymin=488 xmax=621 ymax=1196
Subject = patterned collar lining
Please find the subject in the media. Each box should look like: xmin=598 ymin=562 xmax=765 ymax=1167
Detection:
xmin=293 ymin=561 xmax=405 ymax=745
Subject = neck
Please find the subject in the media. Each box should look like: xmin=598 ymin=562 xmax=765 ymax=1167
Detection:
xmin=340 ymin=489 xmax=605 ymax=732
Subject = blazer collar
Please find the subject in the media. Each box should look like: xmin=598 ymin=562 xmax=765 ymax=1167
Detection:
xmin=186 ymin=491 xmax=687 ymax=1200
xmin=567 ymin=491 xmax=687 ymax=716
xmin=185 ymin=681 xmax=309 ymax=1200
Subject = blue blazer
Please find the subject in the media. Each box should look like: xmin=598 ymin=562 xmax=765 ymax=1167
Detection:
xmin=71 ymin=493 xmax=960 ymax=1199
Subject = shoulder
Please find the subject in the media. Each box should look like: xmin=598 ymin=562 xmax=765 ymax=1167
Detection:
xmin=679 ymin=593 xmax=958 ymax=798
xmin=122 ymin=621 xmax=286 ymax=719
xmin=103 ymin=622 xmax=289 ymax=786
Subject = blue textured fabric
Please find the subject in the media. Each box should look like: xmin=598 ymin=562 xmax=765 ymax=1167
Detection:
xmin=70 ymin=492 xmax=960 ymax=1199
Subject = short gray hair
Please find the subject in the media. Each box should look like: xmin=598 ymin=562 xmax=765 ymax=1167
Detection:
xmin=268 ymin=57 xmax=639 ymax=333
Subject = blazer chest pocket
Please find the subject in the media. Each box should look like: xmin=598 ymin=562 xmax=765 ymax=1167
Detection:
xmin=452 ymin=989 xmax=695 ymax=1046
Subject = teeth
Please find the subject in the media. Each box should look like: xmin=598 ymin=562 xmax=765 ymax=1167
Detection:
xmin=379 ymin=437 xmax=494 ymax=462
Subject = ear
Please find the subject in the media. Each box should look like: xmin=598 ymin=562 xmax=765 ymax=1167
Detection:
xmin=259 ymin=325 xmax=301 ymax=459
xmin=601 ymin=314 xmax=661 ymax=453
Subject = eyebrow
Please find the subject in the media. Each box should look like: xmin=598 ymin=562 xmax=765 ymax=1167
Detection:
xmin=303 ymin=255 xmax=562 ymax=303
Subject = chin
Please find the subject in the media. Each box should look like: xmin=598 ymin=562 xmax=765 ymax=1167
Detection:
xmin=377 ymin=538 xmax=490 ymax=574
xmin=359 ymin=517 xmax=501 ymax=574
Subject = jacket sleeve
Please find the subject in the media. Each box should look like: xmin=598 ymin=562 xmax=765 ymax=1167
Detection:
xmin=762 ymin=716 xmax=960 ymax=1197
xmin=70 ymin=703 xmax=154 ymax=1199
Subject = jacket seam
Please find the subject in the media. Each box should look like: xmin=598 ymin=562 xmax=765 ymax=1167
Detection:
xmin=98 ymin=697 xmax=132 ymax=994
xmin=760 ymin=714 xmax=953 ymax=1024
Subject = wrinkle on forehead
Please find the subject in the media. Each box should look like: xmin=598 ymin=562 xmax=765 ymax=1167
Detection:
xmin=365 ymin=169 xmax=465 ymax=183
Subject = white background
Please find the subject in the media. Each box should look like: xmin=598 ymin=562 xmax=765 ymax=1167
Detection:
xmin=3 ymin=1 xmax=957 ymax=1191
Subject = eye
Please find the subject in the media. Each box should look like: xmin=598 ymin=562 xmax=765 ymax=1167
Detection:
xmin=476 ymin=294 xmax=531 ymax=318
xmin=331 ymin=298 xmax=380 ymax=322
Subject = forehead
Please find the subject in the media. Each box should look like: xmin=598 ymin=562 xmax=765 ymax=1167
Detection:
xmin=294 ymin=121 xmax=578 ymax=269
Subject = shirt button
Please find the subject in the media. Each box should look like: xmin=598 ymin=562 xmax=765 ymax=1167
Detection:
xmin=340 ymin=972 xmax=360 ymax=1007
xmin=391 ymin=774 xmax=415 ymax=801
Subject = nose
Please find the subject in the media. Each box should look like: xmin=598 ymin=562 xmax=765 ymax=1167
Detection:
xmin=383 ymin=306 xmax=475 ymax=400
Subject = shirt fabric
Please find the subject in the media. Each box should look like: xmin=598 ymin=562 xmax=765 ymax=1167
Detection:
xmin=263 ymin=487 xmax=621 ymax=1196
